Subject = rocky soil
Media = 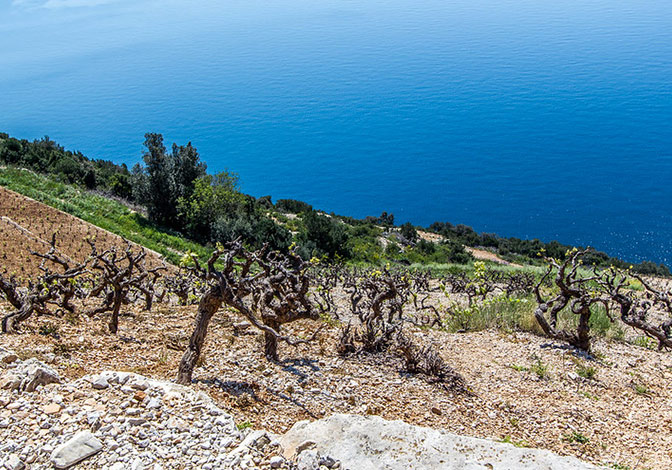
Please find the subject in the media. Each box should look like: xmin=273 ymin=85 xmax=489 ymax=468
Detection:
xmin=1 ymin=300 xmax=671 ymax=469
xmin=0 ymin=351 xmax=343 ymax=469
xmin=0 ymin=186 xmax=169 ymax=278
xmin=1 ymin=351 xmax=611 ymax=470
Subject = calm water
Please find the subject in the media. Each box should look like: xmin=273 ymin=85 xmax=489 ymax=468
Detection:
xmin=1 ymin=0 xmax=670 ymax=264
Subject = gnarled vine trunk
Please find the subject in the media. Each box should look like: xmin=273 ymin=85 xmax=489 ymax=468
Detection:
xmin=177 ymin=286 xmax=223 ymax=385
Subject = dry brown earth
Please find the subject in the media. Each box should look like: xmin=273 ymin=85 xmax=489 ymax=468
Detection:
xmin=1 ymin=301 xmax=671 ymax=470
xmin=0 ymin=186 xmax=169 ymax=278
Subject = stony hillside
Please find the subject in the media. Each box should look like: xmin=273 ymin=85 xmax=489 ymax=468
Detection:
xmin=1 ymin=294 xmax=670 ymax=469
xmin=2 ymin=185 xmax=672 ymax=470
xmin=0 ymin=352 xmax=607 ymax=469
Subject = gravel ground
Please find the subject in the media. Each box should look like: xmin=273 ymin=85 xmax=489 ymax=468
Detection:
xmin=2 ymin=298 xmax=671 ymax=470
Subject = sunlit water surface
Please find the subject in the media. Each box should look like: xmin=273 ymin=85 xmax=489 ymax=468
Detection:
xmin=1 ymin=0 xmax=670 ymax=263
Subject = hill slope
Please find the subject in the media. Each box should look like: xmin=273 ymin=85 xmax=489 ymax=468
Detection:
xmin=0 ymin=167 xmax=212 ymax=269
xmin=1 ymin=167 xmax=672 ymax=470
xmin=0 ymin=185 xmax=170 ymax=278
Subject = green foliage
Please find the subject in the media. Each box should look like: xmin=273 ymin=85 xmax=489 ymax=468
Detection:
xmin=0 ymin=133 xmax=131 ymax=199
xmin=440 ymin=240 xmax=474 ymax=264
xmin=551 ymin=301 xmax=622 ymax=340
xmin=399 ymin=222 xmax=418 ymax=243
xmin=531 ymin=358 xmax=550 ymax=379
xmin=443 ymin=294 xmax=538 ymax=334
xmin=276 ymin=198 xmax=313 ymax=214
xmin=363 ymin=211 xmax=395 ymax=226
xmin=576 ymin=364 xmax=597 ymax=380
xmin=347 ymin=236 xmax=383 ymax=264
xmin=178 ymin=172 xmax=243 ymax=239
xmin=133 ymin=133 xmax=208 ymax=230
xmin=428 ymin=220 xmax=669 ymax=275
xmin=297 ymin=211 xmax=350 ymax=260
xmin=398 ymin=239 xmax=473 ymax=265
xmin=608 ymin=464 xmax=631 ymax=470
xmin=563 ymin=431 xmax=590 ymax=444
xmin=632 ymin=336 xmax=656 ymax=350
xmin=385 ymin=241 xmax=401 ymax=257
xmin=634 ymin=383 xmax=650 ymax=396
xmin=3 ymin=131 xmax=666 ymax=273
xmin=212 ymin=211 xmax=291 ymax=251
xmin=581 ymin=391 xmax=600 ymax=400
xmin=499 ymin=436 xmax=528 ymax=448
xmin=38 ymin=323 xmax=59 ymax=337
xmin=587 ymin=304 xmax=614 ymax=337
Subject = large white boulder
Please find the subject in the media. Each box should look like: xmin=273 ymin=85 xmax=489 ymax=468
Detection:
xmin=280 ymin=414 xmax=605 ymax=470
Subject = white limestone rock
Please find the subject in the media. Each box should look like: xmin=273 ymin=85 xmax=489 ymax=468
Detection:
xmin=91 ymin=376 xmax=110 ymax=390
xmin=50 ymin=431 xmax=103 ymax=469
xmin=280 ymin=414 xmax=606 ymax=470
xmin=2 ymin=358 xmax=61 ymax=392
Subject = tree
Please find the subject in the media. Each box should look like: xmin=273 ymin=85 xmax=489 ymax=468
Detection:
xmin=171 ymin=142 xmax=207 ymax=206
xmin=177 ymin=241 xmax=321 ymax=384
xmin=276 ymin=199 xmax=312 ymax=214
xmin=178 ymin=172 xmax=244 ymax=241
xmin=400 ymin=222 xmax=418 ymax=244
xmin=534 ymin=250 xmax=607 ymax=352
xmin=600 ymin=271 xmax=672 ymax=350
xmin=88 ymin=241 xmax=160 ymax=334
xmin=140 ymin=133 xmax=177 ymax=227
xmin=1 ymin=236 xmax=88 ymax=333
xmin=212 ymin=214 xmax=291 ymax=252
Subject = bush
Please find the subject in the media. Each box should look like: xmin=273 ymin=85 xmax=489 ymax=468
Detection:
xmin=276 ymin=198 xmax=313 ymax=214
xmin=297 ymin=211 xmax=350 ymax=260
xmin=211 ymin=214 xmax=291 ymax=252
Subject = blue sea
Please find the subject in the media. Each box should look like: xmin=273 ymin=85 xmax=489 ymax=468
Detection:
xmin=1 ymin=0 xmax=670 ymax=264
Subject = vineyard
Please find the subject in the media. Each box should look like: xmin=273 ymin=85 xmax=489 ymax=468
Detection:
xmin=0 ymin=167 xmax=212 ymax=265
xmin=2 ymin=189 xmax=672 ymax=469
xmin=0 ymin=186 xmax=170 ymax=279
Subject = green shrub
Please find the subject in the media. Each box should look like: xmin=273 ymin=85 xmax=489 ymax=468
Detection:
xmin=576 ymin=364 xmax=597 ymax=380
xmin=531 ymin=358 xmax=550 ymax=379
xmin=276 ymin=198 xmax=312 ymax=214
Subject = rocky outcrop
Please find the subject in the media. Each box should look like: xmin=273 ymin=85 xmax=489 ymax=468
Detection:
xmin=1 ymin=350 xmax=604 ymax=470
xmin=280 ymin=413 xmax=606 ymax=470
xmin=0 ymin=358 xmax=293 ymax=469
xmin=0 ymin=354 xmax=61 ymax=393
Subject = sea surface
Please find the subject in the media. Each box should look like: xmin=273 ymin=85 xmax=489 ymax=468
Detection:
xmin=1 ymin=0 xmax=670 ymax=264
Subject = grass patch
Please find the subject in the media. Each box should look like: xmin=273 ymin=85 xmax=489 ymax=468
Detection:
xmin=634 ymin=383 xmax=650 ymax=396
xmin=531 ymin=358 xmax=550 ymax=379
xmin=499 ymin=435 xmax=529 ymax=448
xmin=443 ymin=294 xmax=541 ymax=334
xmin=552 ymin=302 xmax=622 ymax=340
xmin=631 ymin=336 xmax=656 ymax=350
xmin=608 ymin=464 xmax=631 ymax=470
xmin=563 ymin=431 xmax=590 ymax=444
xmin=580 ymin=391 xmax=599 ymax=400
xmin=576 ymin=364 xmax=597 ymax=380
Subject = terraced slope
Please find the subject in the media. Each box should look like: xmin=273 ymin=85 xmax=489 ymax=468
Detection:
xmin=0 ymin=167 xmax=211 ymax=268
xmin=0 ymin=185 xmax=171 ymax=278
